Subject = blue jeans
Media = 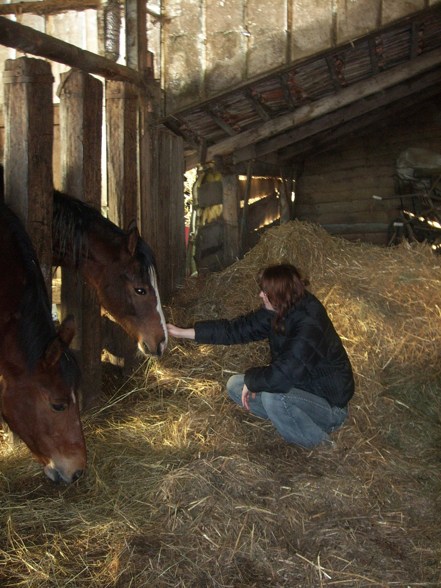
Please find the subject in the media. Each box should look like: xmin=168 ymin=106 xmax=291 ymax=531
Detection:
xmin=227 ymin=374 xmax=348 ymax=448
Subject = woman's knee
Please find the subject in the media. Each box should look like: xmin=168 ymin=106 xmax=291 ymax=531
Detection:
xmin=226 ymin=374 xmax=244 ymax=403
xmin=261 ymin=391 xmax=280 ymax=413
xmin=261 ymin=391 xmax=329 ymax=448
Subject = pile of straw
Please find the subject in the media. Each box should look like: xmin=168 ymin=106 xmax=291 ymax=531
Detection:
xmin=1 ymin=220 xmax=441 ymax=587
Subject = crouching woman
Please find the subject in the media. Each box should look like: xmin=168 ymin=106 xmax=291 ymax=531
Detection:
xmin=167 ymin=263 xmax=355 ymax=449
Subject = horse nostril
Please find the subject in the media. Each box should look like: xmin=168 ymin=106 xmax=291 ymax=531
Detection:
xmin=72 ymin=469 xmax=84 ymax=482
xmin=157 ymin=338 xmax=166 ymax=357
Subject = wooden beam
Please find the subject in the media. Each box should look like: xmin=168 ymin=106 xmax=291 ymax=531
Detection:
xmin=240 ymin=160 xmax=253 ymax=255
xmin=0 ymin=1 xmax=98 ymax=16
xmin=200 ymin=48 xmax=441 ymax=162
xmin=277 ymin=84 xmax=441 ymax=163
xmin=410 ymin=20 xmax=422 ymax=60
xmin=245 ymin=89 xmax=271 ymax=122
xmin=279 ymin=73 xmax=297 ymax=109
xmin=0 ymin=16 xmax=147 ymax=86
xmin=325 ymin=55 xmax=343 ymax=91
xmin=368 ymin=38 xmax=380 ymax=75
xmin=207 ymin=107 xmax=237 ymax=136
xmin=222 ymin=174 xmax=240 ymax=266
xmin=0 ymin=0 xmax=162 ymax=19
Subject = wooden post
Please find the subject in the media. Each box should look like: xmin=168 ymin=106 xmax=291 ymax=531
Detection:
xmin=222 ymin=174 xmax=240 ymax=267
xmin=240 ymin=160 xmax=253 ymax=256
xmin=279 ymin=171 xmax=293 ymax=224
xmin=3 ymin=57 xmax=54 ymax=294
xmin=157 ymin=128 xmax=186 ymax=299
xmin=140 ymin=100 xmax=160 ymax=276
xmin=106 ymin=80 xmax=139 ymax=227
xmin=58 ymin=68 xmax=103 ymax=407
xmin=104 ymin=79 xmax=139 ymax=371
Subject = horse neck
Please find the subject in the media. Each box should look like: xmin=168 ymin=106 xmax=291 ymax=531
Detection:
xmin=0 ymin=319 xmax=24 ymax=374
xmin=0 ymin=211 xmax=53 ymax=371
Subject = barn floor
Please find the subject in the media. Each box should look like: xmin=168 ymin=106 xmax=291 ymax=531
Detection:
xmin=1 ymin=221 xmax=441 ymax=587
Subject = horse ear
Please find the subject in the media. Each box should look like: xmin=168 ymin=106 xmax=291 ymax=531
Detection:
xmin=126 ymin=225 xmax=140 ymax=257
xmin=43 ymin=316 xmax=75 ymax=368
xmin=43 ymin=337 xmax=64 ymax=368
xmin=126 ymin=218 xmax=137 ymax=232
xmin=58 ymin=315 xmax=76 ymax=347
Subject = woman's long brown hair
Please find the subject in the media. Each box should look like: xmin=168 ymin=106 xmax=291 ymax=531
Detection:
xmin=257 ymin=264 xmax=309 ymax=332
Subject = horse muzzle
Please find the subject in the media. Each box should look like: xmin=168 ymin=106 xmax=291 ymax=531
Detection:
xmin=43 ymin=463 xmax=85 ymax=484
xmin=138 ymin=337 xmax=167 ymax=358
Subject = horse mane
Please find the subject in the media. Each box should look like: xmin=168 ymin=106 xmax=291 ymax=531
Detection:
xmin=53 ymin=191 xmax=117 ymax=267
xmin=1 ymin=203 xmax=80 ymax=382
xmin=135 ymin=232 xmax=158 ymax=282
xmin=53 ymin=191 xmax=158 ymax=279
xmin=1 ymin=203 xmax=55 ymax=370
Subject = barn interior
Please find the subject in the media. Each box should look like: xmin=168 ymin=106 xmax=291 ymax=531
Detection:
xmin=0 ymin=1 xmax=441 ymax=586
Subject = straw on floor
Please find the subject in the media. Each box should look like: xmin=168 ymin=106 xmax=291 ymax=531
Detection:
xmin=1 ymin=220 xmax=440 ymax=587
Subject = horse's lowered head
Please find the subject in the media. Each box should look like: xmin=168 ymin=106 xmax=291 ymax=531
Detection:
xmin=1 ymin=317 xmax=87 ymax=484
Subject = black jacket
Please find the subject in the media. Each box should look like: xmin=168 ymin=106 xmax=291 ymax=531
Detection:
xmin=194 ymin=291 xmax=354 ymax=407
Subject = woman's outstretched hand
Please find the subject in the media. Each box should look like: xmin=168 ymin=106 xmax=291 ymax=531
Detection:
xmin=166 ymin=323 xmax=196 ymax=340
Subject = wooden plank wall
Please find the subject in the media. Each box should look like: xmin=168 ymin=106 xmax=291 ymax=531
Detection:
xmin=145 ymin=127 xmax=186 ymax=300
xmin=294 ymin=95 xmax=441 ymax=245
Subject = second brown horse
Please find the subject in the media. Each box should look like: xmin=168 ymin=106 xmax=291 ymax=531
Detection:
xmin=52 ymin=192 xmax=168 ymax=357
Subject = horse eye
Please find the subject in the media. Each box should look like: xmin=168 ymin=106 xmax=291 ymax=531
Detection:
xmin=134 ymin=287 xmax=146 ymax=296
xmin=51 ymin=403 xmax=67 ymax=412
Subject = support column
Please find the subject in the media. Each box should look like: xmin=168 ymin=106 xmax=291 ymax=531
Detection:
xmin=3 ymin=57 xmax=54 ymax=294
xmin=59 ymin=68 xmax=103 ymax=407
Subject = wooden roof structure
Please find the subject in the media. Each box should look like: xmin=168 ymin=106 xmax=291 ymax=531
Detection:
xmin=162 ymin=4 xmax=441 ymax=175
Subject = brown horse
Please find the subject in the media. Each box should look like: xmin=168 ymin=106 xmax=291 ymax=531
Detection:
xmin=52 ymin=192 xmax=168 ymax=357
xmin=0 ymin=202 xmax=86 ymax=483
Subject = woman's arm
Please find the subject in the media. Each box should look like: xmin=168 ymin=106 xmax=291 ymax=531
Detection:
xmin=167 ymin=323 xmax=195 ymax=340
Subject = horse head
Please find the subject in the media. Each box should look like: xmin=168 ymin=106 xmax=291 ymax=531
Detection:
xmin=52 ymin=193 xmax=168 ymax=358
xmin=1 ymin=317 xmax=87 ymax=484
xmin=86 ymin=223 xmax=168 ymax=357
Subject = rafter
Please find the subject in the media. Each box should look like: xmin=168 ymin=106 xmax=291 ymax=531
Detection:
xmin=194 ymin=48 xmax=441 ymax=165
xmin=232 ymin=66 xmax=441 ymax=164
